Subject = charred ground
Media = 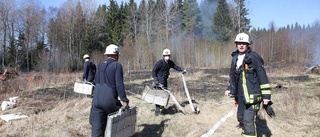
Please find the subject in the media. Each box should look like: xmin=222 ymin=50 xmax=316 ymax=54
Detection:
xmin=0 ymin=65 xmax=319 ymax=136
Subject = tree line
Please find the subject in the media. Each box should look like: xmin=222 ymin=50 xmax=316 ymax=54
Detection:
xmin=0 ymin=0 xmax=319 ymax=73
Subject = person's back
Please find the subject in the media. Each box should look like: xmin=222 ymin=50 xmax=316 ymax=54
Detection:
xmin=83 ymin=54 xmax=96 ymax=82
xmin=90 ymin=44 xmax=129 ymax=137
xmin=93 ymin=58 xmax=127 ymax=112
xmin=84 ymin=61 xmax=96 ymax=82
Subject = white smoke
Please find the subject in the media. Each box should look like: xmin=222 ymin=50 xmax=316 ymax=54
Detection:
xmin=312 ymin=38 xmax=320 ymax=66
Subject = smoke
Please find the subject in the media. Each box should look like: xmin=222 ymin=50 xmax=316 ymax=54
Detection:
xmin=199 ymin=0 xmax=218 ymax=39
xmin=311 ymin=21 xmax=320 ymax=66
xmin=311 ymin=34 xmax=320 ymax=66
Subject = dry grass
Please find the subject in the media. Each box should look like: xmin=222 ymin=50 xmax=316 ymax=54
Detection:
xmin=0 ymin=68 xmax=320 ymax=137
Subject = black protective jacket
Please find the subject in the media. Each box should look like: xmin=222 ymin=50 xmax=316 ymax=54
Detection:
xmin=83 ymin=61 xmax=96 ymax=82
xmin=152 ymin=59 xmax=184 ymax=86
xmin=90 ymin=58 xmax=129 ymax=137
xmin=94 ymin=58 xmax=129 ymax=104
xmin=229 ymin=48 xmax=271 ymax=104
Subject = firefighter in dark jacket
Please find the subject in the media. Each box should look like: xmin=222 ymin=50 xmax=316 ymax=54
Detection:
xmin=152 ymin=48 xmax=186 ymax=115
xmin=89 ymin=44 xmax=129 ymax=137
xmin=83 ymin=54 xmax=96 ymax=82
xmin=225 ymin=33 xmax=272 ymax=137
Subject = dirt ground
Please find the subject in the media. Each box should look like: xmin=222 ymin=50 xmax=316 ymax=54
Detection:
xmin=0 ymin=66 xmax=319 ymax=137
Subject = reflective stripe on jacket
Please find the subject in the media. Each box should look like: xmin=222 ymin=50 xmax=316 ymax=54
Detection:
xmin=229 ymin=48 xmax=271 ymax=104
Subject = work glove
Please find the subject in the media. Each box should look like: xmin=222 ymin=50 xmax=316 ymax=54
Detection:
xmin=225 ymin=90 xmax=236 ymax=98
xmin=122 ymin=101 xmax=130 ymax=110
xmin=182 ymin=70 xmax=187 ymax=74
xmin=234 ymin=96 xmax=238 ymax=106
xmin=153 ymin=77 xmax=159 ymax=85
xmin=157 ymin=83 xmax=164 ymax=88
xmin=153 ymin=78 xmax=163 ymax=88
xmin=263 ymin=101 xmax=275 ymax=118
xmin=224 ymin=90 xmax=230 ymax=96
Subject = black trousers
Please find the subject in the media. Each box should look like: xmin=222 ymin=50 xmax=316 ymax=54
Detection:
xmin=237 ymin=96 xmax=260 ymax=137
xmin=90 ymin=84 xmax=121 ymax=137
xmin=155 ymin=81 xmax=167 ymax=115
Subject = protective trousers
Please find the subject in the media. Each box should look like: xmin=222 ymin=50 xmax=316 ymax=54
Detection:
xmin=90 ymin=84 xmax=121 ymax=137
xmin=237 ymin=96 xmax=260 ymax=137
xmin=155 ymin=82 xmax=167 ymax=115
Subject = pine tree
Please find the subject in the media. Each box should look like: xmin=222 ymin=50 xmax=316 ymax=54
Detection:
xmin=234 ymin=0 xmax=251 ymax=33
xmin=212 ymin=0 xmax=232 ymax=42
xmin=170 ymin=0 xmax=183 ymax=33
xmin=145 ymin=0 xmax=156 ymax=44
xmin=118 ymin=2 xmax=128 ymax=44
xmin=181 ymin=0 xmax=202 ymax=36
xmin=7 ymin=36 xmax=16 ymax=68
xmin=125 ymin=0 xmax=138 ymax=41
xmin=92 ymin=4 xmax=108 ymax=51
xmin=199 ymin=0 xmax=218 ymax=39
xmin=106 ymin=0 xmax=122 ymax=45
xmin=137 ymin=0 xmax=147 ymax=34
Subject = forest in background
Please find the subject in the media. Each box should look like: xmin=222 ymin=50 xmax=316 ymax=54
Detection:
xmin=0 ymin=0 xmax=319 ymax=73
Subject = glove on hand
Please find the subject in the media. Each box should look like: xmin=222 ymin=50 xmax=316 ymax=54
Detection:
xmin=153 ymin=78 xmax=164 ymax=88
xmin=153 ymin=78 xmax=159 ymax=84
xmin=157 ymin=83 xmax=163 ymax=88
xmin=182 ymin=70 xmax=187 ymax=74
xmin=122 ymin=101 xmax=130 ymax=110
xmin=264 ymin=101 xmax=275 ymax=118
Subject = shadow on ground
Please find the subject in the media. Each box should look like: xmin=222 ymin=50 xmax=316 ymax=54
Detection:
xmin=133 ymin=119 xmax=170 ymax=137
xmin=256 ymin=116 xmax=272 ymax=137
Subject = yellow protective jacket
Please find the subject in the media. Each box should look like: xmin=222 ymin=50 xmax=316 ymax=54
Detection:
xmin=229 ymin=48 xmax=271 ymax=104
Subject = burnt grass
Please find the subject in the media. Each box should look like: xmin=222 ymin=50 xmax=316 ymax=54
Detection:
xmin=124 ymin=68 xmax=230 ymax=102
xmin=0 ymin=68 xmax=230 ymax=116
xmin=17 ymin=84 xmax=81 ymax=115
xmin=4 ymin=67 xmax=314 ymax=116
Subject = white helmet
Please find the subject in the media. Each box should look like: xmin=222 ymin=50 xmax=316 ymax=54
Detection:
xmin=235 ymin=33 xmax=250 ymax=44
xmin=83 ymin=54 xmax=90 ymax=59
xmin=162 ymin=49 xmax=171 ymax=56
xmin=104 ymin=44 xmax=120 ymax=55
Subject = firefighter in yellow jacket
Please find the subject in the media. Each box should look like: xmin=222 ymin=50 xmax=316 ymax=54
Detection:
xmin=225 ymin=33 xmax=272 ymax=137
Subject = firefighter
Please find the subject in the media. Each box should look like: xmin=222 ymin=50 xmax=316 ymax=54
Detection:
xmin=152 ymin=48 xmax=186 ymax=115
xmin=225 ymin=33 xmax=272 ymax=137
xmin=89 ymin=44 xmax=129 ymax=137
xmin=83 ymin=54 xmax=96 ymax=83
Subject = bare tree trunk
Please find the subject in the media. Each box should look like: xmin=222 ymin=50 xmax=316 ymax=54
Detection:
xmin=2 ymin=22 xmax=6 ymax=68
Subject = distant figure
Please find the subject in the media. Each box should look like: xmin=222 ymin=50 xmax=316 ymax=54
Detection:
xmin=225 ymin=32 xmax=272 ymax=137
xmin=83 ymin=54 xmax=96 ymax=83
xmin=152 ymin=48 xmax=186 ymax=116
xmin=89 ymin=44 xmax=129 ymax=137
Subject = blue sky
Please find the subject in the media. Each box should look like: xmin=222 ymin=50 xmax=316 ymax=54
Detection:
xmin=246 ymin=0 xmax=320 ymax=29
xmin=41 ymin=0 xmax=320 ymax=29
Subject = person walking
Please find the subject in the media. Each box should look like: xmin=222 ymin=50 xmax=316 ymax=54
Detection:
xmin=89 ymin=44 xmax=129 ymax=137
xmin=83 ymin=54 xmax=96 ymax=83
xmin=225 ymin=33 xmax=272 ymax=137
xmin=152 ymin=48 xmax=186 ymax=115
